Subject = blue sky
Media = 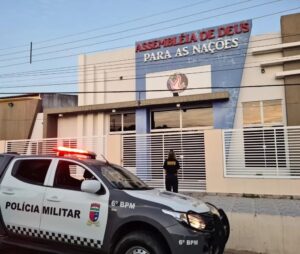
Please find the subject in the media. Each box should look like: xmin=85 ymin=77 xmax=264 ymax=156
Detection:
xmin=0 ymin=0 xmax=299 ymax=95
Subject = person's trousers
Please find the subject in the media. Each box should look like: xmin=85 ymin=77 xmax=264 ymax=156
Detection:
xmin=165 ymin=174 xmax=178 ymax=193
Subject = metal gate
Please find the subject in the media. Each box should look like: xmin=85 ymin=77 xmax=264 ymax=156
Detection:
xmin=122 ymin=131 xmax=206 ymax=192
xmin=5 ymin=136 xmax=106 ymax=158
xmin=223 ymin=126 xmax=300 ymax=178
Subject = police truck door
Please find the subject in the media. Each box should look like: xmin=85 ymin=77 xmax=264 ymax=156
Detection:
xmin=40 ymin=159 xmax=109 ymax=249
xmin=0 ymin=158 xmax=52 ymax=232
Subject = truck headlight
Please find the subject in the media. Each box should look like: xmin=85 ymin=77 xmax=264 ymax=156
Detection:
xmin=187 ymin=213 xmax=206 ymax=230
xmin=206 ymin=202 xmax=220 ymax=217
xmin=162 ymin=209 xmax=188 ymax=224
xmin=162 ymin=209 xmax=206 ymax=231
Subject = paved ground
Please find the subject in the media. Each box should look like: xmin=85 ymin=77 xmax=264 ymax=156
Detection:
xmin=191 ymin=194 xmax=300 ymax=216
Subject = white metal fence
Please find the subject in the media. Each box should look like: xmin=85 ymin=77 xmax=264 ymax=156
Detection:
xmin=5 ymin=136 xmax=106 ymax=158
xmin=223 ymin=126 xmax=300 ymax=178
xmin=122 ymin=131 xmax=206 ymax=192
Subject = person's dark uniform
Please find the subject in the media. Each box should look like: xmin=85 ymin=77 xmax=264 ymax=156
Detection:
xmin=163 ymin=150 xmax=180 ymax=193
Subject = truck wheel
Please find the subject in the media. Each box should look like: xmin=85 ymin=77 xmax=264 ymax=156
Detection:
xmin=113 ymin=230 xmax=167 ymax=254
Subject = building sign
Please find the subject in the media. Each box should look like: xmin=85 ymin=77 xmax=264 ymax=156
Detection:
xmin=136 ymin=22 xmax=250 ymax=62
xmin=135 ymin=20 xmax=252 ymax=130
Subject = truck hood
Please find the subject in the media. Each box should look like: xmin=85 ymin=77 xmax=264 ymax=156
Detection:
xmin=124 ymin=189 xmax=210 ymax=213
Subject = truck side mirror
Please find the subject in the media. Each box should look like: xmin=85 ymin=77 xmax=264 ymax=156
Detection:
xmin=81 ymin=180 xmax=101 ymax=194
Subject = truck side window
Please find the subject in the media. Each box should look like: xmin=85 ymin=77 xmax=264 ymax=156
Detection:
xmin=11 ymin=159 xmax=51 ymax=185
xmin=53 ymin=161 xmax=94 ymax=191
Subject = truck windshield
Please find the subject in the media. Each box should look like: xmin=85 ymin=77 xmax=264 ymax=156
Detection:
xmin=101 ymin=164 xmax=152 ymax=190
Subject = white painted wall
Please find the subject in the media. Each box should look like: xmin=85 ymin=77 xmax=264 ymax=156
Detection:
xmin=58 ymin=113 xmax=108 ymax=137
xmin=30 ymin=113 xmax=44 ymax=139
xmin=145 ymin=65 xmax=211 ymax=99
xmin=78 ymin=47 xmax=136 ymax=106
xmin=234 ymin=33 xmax=285 ymax=128
xmin=57 ymin=115 xmax=78 ymax=138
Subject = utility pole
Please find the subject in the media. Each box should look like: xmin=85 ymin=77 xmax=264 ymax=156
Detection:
xmin=30 ymin=42 xmax=32 ymax=64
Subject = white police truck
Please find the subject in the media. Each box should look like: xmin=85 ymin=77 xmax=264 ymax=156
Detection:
xmin=0 ymin=147 xmax=229 ymax=254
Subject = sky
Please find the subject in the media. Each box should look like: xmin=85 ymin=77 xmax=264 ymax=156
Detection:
xmin=0 ymin=0 xmax=299 ymax=95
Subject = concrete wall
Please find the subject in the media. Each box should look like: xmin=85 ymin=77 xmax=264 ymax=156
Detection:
xmin=226 ymin=212 xmax=300 ymax=254
xmin=0 ymin=98 xmax=41 ymax=140
xmin=78 ymin=48 xmax=136 ymax=106
xmin=0 ymin=141 xmax=5 ymax=153
xmin=281 ymin=13 xmax=300 ymax=126
xmin=57 ymin=115 xmax=78 ymax=138
xmin=57 ymin=112 xmax=109 ymax=138
xmin=106 ymin=134 xmax=122 ymax=165
xmin=41 ymin=94 xmax=78 ymax=109
xmin=30 ymin=113 xmax=44 ymax=140
xmin=205 ymin=129 xmax=300 ymax=196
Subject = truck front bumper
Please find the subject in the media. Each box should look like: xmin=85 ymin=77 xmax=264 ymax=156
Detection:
xmin=166 ymin=207 xmax=230 ymax=254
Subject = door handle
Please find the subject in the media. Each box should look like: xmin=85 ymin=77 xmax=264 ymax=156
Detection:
xmin=2 ymin=191 xmax=15 ymax=195
xmin=46 ymin=196 xmax=61 ymax=202
xmin=2 ymin=189 xmax=15 ymax=195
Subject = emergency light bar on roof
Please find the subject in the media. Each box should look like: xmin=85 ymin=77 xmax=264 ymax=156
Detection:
xmin=53 ymin=146 xmax=96 ymax=159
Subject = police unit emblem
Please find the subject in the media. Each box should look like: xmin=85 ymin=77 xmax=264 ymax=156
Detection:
xmin=87 ymin=203 xmax=100 ymax=226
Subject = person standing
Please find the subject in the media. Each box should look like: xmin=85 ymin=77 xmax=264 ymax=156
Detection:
xmin=163 ymin=149 xmax=180 ymax=193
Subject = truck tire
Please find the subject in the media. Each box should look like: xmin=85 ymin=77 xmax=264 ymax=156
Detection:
xmin=113 ymin=230 xmax=167 ymax=254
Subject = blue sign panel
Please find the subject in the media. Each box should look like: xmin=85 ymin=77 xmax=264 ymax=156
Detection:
xmin=135 ymin=20 xmax=252 ymax=130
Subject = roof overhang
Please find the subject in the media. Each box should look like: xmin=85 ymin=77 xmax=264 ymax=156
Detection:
xmin=44 ymin=91 xmax=229 ymax=116
xmin=252 ymin=41 xmax=300 ymax=55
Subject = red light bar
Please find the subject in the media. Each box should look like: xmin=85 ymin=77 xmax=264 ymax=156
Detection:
xmin=53 ymin=146 xmax=96 ymax=159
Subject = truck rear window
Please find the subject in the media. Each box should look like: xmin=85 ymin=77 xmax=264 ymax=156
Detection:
xmin=12 ymin=159 xmax=51 ymax=185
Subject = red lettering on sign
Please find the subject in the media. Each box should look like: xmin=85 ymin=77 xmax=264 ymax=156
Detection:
xmin=225 ymin=26 xmax=234 ymax=36
xmin=241 ymin=22 xmax=249 ymax=33
xmin=234 ymin=24 xmax=242 ymax=34
xmin=136 ymin=22 xmax=250 ymax=52
xmin=190 ymin=33 xmax=198 ymax=43
xmin=199 ymin=31 xmax=207 ymax=41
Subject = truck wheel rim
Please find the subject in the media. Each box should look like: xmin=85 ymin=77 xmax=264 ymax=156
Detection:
xmin=125 ymin=246 xmax=150 ymax=254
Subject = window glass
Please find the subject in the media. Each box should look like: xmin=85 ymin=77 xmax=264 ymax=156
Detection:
xmin=182 ymin=108 xmax=213 ymax=128
xmin=100 ymin=164 xmax=151 ymax=190
xmin=54 ymin=160 xmax=95 ymax=190
xmin=151 ymin=110 xmax=180 ymax=129
xmin=12 ymin=159 xmax=51 ymax=185
xmin=123 ymin=113 xmax=136 ymax=131
xmin=110 ymin=114 xmax=122 ymax=132
xmin=263 ymin=100 xmax=283 ymax=124
xmin=243 ymin=101 xmax=261 ymax=125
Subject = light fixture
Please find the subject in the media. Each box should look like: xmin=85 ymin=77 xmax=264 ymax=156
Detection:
xmin=176 ymin=103 xmax=181 ymax=108
xmin=58 ymin=114 xmax=63 ymax=117
xmin=8 ymin=102 xmax=14 ymax=108
xmin=112 ymin=109 xmax=116 ymax=113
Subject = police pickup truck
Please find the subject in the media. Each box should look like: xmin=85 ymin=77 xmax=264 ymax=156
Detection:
xmin=0 ymin=147 xmax=229 ymax=254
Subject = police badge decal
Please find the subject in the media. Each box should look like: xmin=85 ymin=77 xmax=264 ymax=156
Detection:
xmin=167 ymin=73 xmax=188 ymax=96
xmin=87 ymin=203 xmax=100 ymax=226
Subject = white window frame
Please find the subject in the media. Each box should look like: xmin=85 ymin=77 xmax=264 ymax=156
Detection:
xmin=242 ymin=99 xmax=284 ymax=128
xmin=109 ymin=112 xmax=136 ymax=134
xmin=150 ymin=107 xmax=213 ymax=132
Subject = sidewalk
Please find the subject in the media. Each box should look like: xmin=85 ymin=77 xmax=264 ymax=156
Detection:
xmin=201 ymin=195 xmax=300 ymax=216
xmin=190 ymin=194 xmax=300 ymax=254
